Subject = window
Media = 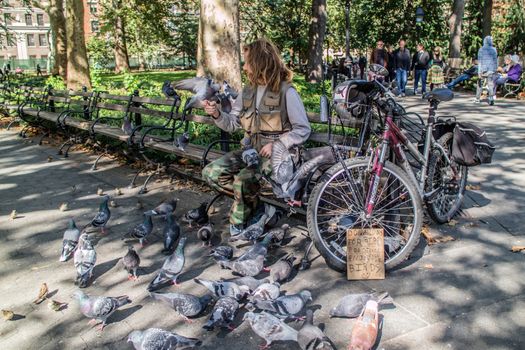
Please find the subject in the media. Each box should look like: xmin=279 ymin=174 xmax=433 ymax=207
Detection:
xmin=25 ymin=14 xmax=32 ymax=26
xmin=4 ymin=13 xmax=12 ymax=25
xmin=38 ymin=34 xmax=47 ymax=46
xmin=91 ymin=21 xmax=99 ymax=32
xmin=6 ymin=34 xmax=15 ymax=47
xmin=90 ymin=5 xmax=97 ymax=14
xmin=26 ymin=34 xmax=35 ymax=47
xmin=29 ymin=55 xmax=36 ymax=60
xmin=37 ymin=14 xmax=44 ymax=26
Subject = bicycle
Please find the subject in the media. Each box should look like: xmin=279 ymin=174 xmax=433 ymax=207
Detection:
xmin=307 ymin=85 xmax=468 ymax=271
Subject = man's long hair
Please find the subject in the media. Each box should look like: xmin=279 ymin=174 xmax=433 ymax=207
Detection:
xmin=243 ymin=38 xmax=293 ymax=93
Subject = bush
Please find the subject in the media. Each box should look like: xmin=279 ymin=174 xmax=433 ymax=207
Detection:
xmin=45 ymin=75 xmax=66 ymax=90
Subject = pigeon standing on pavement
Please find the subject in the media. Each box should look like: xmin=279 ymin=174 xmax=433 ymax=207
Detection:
xmin=249 ymin=282 xmax=281 ymax=302
xmin=209 ymin=245 xmax=234 ymax=262
xmin=229 ymin=276 xmax=269 ymax=292
xmin=329 ymin=292 xmax=393 ymax=318
xmin=269 ymin=253 xmax=296 ymax=283
xmin=173 ymin=77 xmax=221 ymax=111
xmin=202 ymin=296 xmax=239 ymax=331
xmin=73 ymin=290 xmax=131 ymax=331
xmin=250 ymin=290 xmax=312 ymax=320
xmin=91 ymin=196 xmax=111 ymax=234
xmin=147 ymin=237 xmax=187 ymax=292
xmin=230 ymin=205 xmax=276 ymax=243
xmin=122 ymin=246 xmax=140 ymax=281
xmin=162 ymin=213 xmax=181 ymax=254
xmin=237 ymin=233 xmax=274 ymax=262
xmin=182 ymin=202 xmax=208 ymax=227
xmin=59 ymin=218 xmax=80 ymax=262
xmin=243 ymin=311 xmax=298 ymax=350
xmin=266 ymin=224 xmax=290 ymax=246
xmin=74 ymin=234 xmax=97 ymax=288
xmin=128 ymin=328 xmax=202 ymax=350
xmin=297 ymin=309 xmax=334 ymax=350
xmin=150 ymin=292 xmax=212 ymax=323
xmin=125 ymin=214 xmax=153 ymax=246
xmin=219 ymin=254 xmax=265 ymax=277
xmin=144 ymin=198 xmax=178 ymax=217
xmin=194 ymin=278 xmax=250 ymax=300
xmin=197 ymin=222 xmax=214 ymax=246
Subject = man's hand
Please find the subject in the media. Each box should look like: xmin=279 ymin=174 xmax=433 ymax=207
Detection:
xmin=260 ymin=142 xmax=273 ymax=158
xmin=203 ymin=100 xmax=220 ymax=119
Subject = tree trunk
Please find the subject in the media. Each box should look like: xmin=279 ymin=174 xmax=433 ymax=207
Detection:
xmin=344 ymin=0 xmax=350 ymax=59
xmin=48 ymin=0 xmax=67 ymax=80
xmin=114 ymin=0 xmax=130 ymax=73
xmin=66 ymin=0 xmax=91 ymax=89
xmin=306 ymin=0 xmax=327 ymax=83
xmin=197 ymin=0 xmax=242 ymax=91
xmin=448 ymin=0 xmax=465 ymax=68
xmin=482 ymin=0 xmax=493 ymax=38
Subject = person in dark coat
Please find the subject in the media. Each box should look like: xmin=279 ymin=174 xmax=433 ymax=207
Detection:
xmin=411 ymin=43 xmax=430 ymax=95
xmin=370 ymin=40 xmax=388 ymax=69
xmin=393 ymin=39 xmax=411 ymax=96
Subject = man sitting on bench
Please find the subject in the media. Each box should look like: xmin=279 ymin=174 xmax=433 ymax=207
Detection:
xmin=446 ymin=58 xmax=478 ymax=90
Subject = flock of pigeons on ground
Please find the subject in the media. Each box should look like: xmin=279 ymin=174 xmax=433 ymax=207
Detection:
xmin=49 ymin=192 xmax=396 ymax=350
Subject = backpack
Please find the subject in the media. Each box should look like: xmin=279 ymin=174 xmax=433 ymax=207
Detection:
xmin=452 ymin=122 xmax=495 ymax=166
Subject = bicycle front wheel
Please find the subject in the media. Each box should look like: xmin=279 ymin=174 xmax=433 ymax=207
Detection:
xmin=307 ymin=158 xmax=423 ymax=271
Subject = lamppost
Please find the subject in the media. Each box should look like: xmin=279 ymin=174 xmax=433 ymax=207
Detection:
xmin=415 ymin=7 xmax=424 ymax=41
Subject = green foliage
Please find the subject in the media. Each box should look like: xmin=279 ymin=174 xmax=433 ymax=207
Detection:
xmin=463 ymin=0 xmax=484 ymax=59
xmin=90 ymin=69 xmax=104 ymax=90
xmin=170 ymin=1 xmax=199 ymax=66
xmin=86 ymin=36 xmax=114 ymax=68
xmin=45 ymin=75 xmax=66 ymax=90
xmin=122 ymin=72 xmax=141 ymax=93
xmin=500 ymin=0 xmax=525 ymax=55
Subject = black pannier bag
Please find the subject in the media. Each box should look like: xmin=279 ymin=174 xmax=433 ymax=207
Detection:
xmin=452 ymin=122 xmax=496 ymax=166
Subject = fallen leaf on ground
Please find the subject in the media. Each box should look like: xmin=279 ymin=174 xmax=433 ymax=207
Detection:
xmin=33 ymin=283 xmax=48 ymax=304
xmin=421 ymin=226 xmax=435 ymax=244
xmin=434 ymin=235 xmax=456 ymax=243
xmin=10 ymin=209 xmax=17 ymax=220
xmin=2 ymin=310 xmax=14 ymax=321
xmin=59 ymin=203 xmax=68 ymax=212
xmin=424 ymin=264 xmax=434 ymax=269
xmin=463 ymin=221 xmax=479 ymax=228
xmin=466 ymin=184 xmax=481 ymax=191
xmin=510 ymin=246 xmax=525 ymax=253
xmin=447 ymin=219 xmax=458 ymax=227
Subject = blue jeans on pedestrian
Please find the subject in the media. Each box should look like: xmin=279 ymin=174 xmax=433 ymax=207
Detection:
xmin=396 ymin=69 xmax=407 ymax=94
xmin=446 ymin=73 xmax=471 ymax=89
xmin=414 ymin=69 xmax=427 ymax=94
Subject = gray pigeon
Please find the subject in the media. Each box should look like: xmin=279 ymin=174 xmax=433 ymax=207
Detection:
xmin=251 ymin=290 xmax=312 ymax=320
xmin=194 ymin=278 xmax=250 ymax=300
xmin=122 ymin=246 xmax=140 ymax=281
xmin=125 ymin=214 xmax=153 ymax=246
xmin=329 ymin=291 xmax=393 ymax=318
xmin=229 ymin=214 xmax=268 ymax=243
xmin=197 ymin=222 xmax=214 ymax=246
xmin=73 ymin=290 xmax=131 ymax=331
xmin=150 ymin=292 xmax=212 ymax=323
xmin=219 ymin=254 xmax=265 ymax=277
xmin=271 ymin=140 xmax=295 ymax=185
xmin=202 ymin=296 xmax=239 ymax=331
xmin=266 ymin=224 xmax=290 ymax=246
xmin=297 ymin=310 xmax=334 ymax=350
xmin=144 ymin=198 xmax=178 ymax=217
xmin=182 ymin=202 xmax=208 ymax=227
xmin=229 ymin=276 xmax=269 ymax=292
xmin=128 ymin=328 xmax=202 ymax=349
xmin=237 ymin=233 xmax=273 ymax=262
xmin=73 ymin=234 xmax=96 ymax=288
xmin=209 ymin=245 xmax=234 ymax=262
xmin=269 ymin=253 xmax=296 ymax=283
xmin=60 ymin=218 xmax=80 ymax=262
xmin=147 ymin=237 xmax=187 ymax=292
xmin=122 ymin=115 xmax=134 ymax=135
xmin=162 ymin=213 xmax=181 ymax=255
xmin=281 ymin=155 xmax=324 ymax=203
xmin=173 ymin=77 xmax=221 ymax=111
xmin=243 ymin=311 xmax=298 ymax=349
xmin=250 ymin=282 xmax=281 ymax=302
xmin=91 ymin=196 xmax=111 ymax=234
xmin=176 ymin=132 xmax=190 ymax=152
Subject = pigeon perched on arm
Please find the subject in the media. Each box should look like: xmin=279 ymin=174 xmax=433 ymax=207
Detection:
xmin=298 ymin=310 xmax=334 ymax=350
xmin=209 ymin=245 xmax=234 ymax=262
xmin=122 ymin=246 xmax=140 ymax=281
xmin=269 ymin=253 xmax=296 ymax=283
xmin=194 ymin=278 xmax=250 ymax=300
xmin=59 ymin=218 xmax=80 ymax=262
xmin=173 ymin=77 xmax=221 ymax=111
xmin=182 ymin=202 xmax=208 ymax=228
xmin=202 ymin=296 xmax=239 ymax=331
xmin=73 ymin=290 xmax=131 ymax=331
xmin=243 ymin=311 xmax=298 ymax=350
xmin=147 ymin=237 xmax=187 ymax=292
xmin=250 ymin=290 xmax=312 ymax=320
xmin=73 ymin=234 xmax=96 ymax=288
xmin=124 ymin=214 xmax=153 ymax=246
xmin=162 ymin=213 xmax=181 ymax=255
xmin=150 ymin=292 xmax=212 ymax=323
xmin=197 ymin=222 xmax=214 ymax=246
xmin=144 ymin=198 xmax=178 ymax=217
xmin=91 ymin=196 xmax=111 ymax=234
xmin=128 ymin=328 xmax=202 ymax=350
xmin=329 ymin=291 xmax=393 ymax=318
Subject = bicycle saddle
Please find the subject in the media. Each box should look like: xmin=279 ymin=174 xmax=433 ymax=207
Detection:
xmin=424 ymin=88 xmax=454 ymax=102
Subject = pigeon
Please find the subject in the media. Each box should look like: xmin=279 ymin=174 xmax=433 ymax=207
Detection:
xmin=122 ymin=246 xmax=140 ymax=281
xmin=144 ymin=198 xmax=178 ymax=217
xmin=229 ymin=213 xmax=268 ymax=243
xmin=209 ymin=245 xmax=234 ymax=262
xmin=91 ymin=196 xmax=111 ymax=234
xmin=229 ymin=276 xmax=269 ymax=292
xmin=202 ymin=296 xmax=239 ymax=331
xmin=250 ymin=290 xmax=312 ymax=320
xmin=147 ymin=237 xmax=187 ymax=292
xmin=122 ymin=115 xmax=134 ymax=135
xmin=271 ymin=140 xmax=295 ymax=185
xmin=237 ymin=233 xmax=274 ymax=262
xmin=194 ymin=278 xmax=250 ymax=300
xmin=219 ymin=254 xmax=265 ymax=277
xmin=182 ymin=202 xmax=208 ymax=227
xmin=266 ymin=224 xmax=290 ymax=246
xmin=59 ymin=218 xmax=80 ymax=262
xmin=125 ymin=214 xmax=154 ymax=246
xmin=243 ymin=311 xmax=298 ymax=350
xmin=162 ymin=80 xmax=179 ymax=98
xmin=176 ymin=132 xmax=190 ymax=152
xmin=173 ymin=77 xmax=221 ymax=111
xmin=269 ymin=253 xmax=296 ymax=283
xmin=162 ymin=213 xmax=181 ymax=254
xmin=150 ymin=292 xmax=212 ymax=323
xmin=74 ymin=234 xmax=97 ymax=288
xmin=297 ymin=309 xmax=334 ymax=350
xmin=249 ymin=282 xmax=281 ymax=302
xmin=329 ymin=291 xmax=393 ymax=318
xmin=128 ymin=328 xmax=202 ymax=350
xmin=73 ymin=290 xmax=131 ymax=331
xmin=281 ymin=155 xmax=324 ymax=204
xmin=197 ymin=222 xmax=214 ymax=246
xmin=216 ymin=80 xmax=239 ymax=113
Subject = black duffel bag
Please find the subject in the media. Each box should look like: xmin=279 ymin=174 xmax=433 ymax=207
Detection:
xmin=452 ymin=122 xmax=496 ymax=166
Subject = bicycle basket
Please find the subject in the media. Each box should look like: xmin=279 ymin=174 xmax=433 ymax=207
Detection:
xmin=452 ymin=122 xmax=496 ymax=166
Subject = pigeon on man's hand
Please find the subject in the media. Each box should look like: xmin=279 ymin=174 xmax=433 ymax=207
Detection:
xmin=147 ymin=237 xmax=187 ymax=292
xmin=73 ymin=290 xmax=131 ymax=331
xmin=162 ymin=213 xmax=181 ymax=254
xmin=59 ymin=219 xmax=80 ymax=262
xmin=128 ymin=328 xmax=202 ymax=350
xmin=329 ymin=291 xmax=393 ymax=318
xmin=250 ymin=290 xmax=312 ymax=320
xmin=298 ymin=309 xmax=334 ymax=350
xmin=74 ymin=234 xmax=97 ymax=288
xmin=144 ymin=198 xmax=178 ymax=217
xmin=173 ymin=77 xmax=226 ymax=112
xmin=269 ymin=253 xmax=296 ymax=283
xmin=122 ymin=246 xmax=140 ymax=281
xmin=91 ymin=196 xmax=111 ymax=234
xmin=202 ymin=296 xmax=239 ymax=331
xmin=243 ymin=311 xmax=298 ymax=350
xmin=150 ymin=292 xmax=212 ymax=323
xmin=182 ymin=202 xmax=208 ymax=228
xmin=124 ymin=214 xmax=153 ymax=246
xmin=194 ymin=278 xmax=250 ymax=300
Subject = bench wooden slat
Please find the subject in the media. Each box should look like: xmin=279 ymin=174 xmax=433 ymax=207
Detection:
xmin=49 ymin=96 xmax=69 ymax=103
xmin=69 ymin=91 xmax=92 ymax=97
xmin=128 ymin=106 xmax=172 ymax=118
xmin=132 ymin=96 xmax=177 ymax=106
xmin=185 ymin=113 xmax=216 ymax=125
xmin=95 ymin=102 xmax=129 ymax=112
xmin=69 ymin=99 xmax=91 ymax=106
xmin=98 ymin=93 xmax=131 ymax=101
xmin=145 ymin=141 xmax=224 ymax=162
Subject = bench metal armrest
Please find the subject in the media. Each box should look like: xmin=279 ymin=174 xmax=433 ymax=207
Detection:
xmin=201 ymin=139 xmax=240 ymax=167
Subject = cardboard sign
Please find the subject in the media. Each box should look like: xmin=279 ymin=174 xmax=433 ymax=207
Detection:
xmin=347 ymin=228 xmax=385 ymax=280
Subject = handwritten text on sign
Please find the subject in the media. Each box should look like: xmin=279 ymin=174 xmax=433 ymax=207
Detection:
xmin=347 ymin=228 xmax=385 ymax=280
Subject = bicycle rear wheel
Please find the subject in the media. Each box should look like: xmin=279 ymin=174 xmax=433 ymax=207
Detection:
xmin=307 ymin=158 xmax=423 ymax=271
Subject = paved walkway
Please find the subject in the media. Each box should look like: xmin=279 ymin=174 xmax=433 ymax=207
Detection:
xmin=0 ymin=92 xmax=524 ymax=350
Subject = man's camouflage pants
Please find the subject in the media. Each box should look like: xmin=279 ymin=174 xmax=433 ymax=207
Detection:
xmin=202 ymin=150 xmax=271 ymax=225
